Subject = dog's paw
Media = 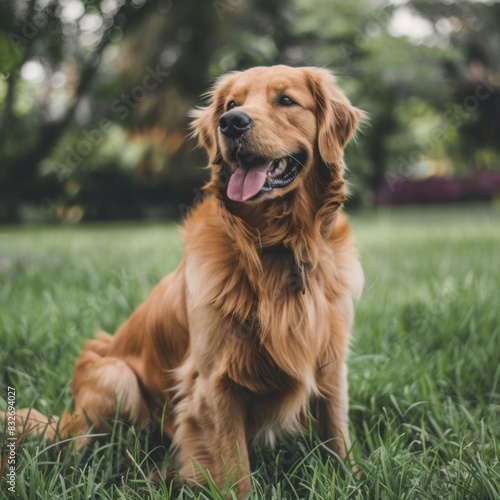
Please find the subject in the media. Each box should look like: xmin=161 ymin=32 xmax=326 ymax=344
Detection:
xmin=149 ymin=466 xmax=178 ymax=486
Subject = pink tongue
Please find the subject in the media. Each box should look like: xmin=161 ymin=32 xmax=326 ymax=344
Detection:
xmin=227 ymin=162 xmax=272 ymax=201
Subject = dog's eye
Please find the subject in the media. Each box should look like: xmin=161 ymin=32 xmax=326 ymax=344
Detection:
xmin=227 ymin=100 xmax=237 ymax=110
xmin=278 ymin=95 xmax=295 ymax=106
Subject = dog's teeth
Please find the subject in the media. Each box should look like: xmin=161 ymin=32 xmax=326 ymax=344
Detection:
xmin=275 ymin=158 xmax=287 ymax=175
xmin=267 ymin=158 xmax=288 ymax=178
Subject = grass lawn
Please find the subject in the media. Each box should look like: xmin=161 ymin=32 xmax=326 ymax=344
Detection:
xmin=1 ymin=204 xmax=499 ymax=499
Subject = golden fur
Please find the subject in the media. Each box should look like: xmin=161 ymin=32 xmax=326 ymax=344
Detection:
xmin=9 ymin=65 xmax=364 ymax=496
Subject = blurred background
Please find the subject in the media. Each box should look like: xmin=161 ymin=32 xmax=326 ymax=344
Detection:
xmin=1 ymin=0 xmax=499 ymax=224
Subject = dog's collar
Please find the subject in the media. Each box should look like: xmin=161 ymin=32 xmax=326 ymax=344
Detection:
xmin=260 ymin=243 xmax=309 ymax=295
xmin=260 ymin=242 xmax=292 ymax=256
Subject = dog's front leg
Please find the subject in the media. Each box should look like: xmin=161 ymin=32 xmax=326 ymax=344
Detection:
xmin=172 ymin=373 xmax=251 ymax=497
xmin=316 ymin=361 xmax=354 ymax=466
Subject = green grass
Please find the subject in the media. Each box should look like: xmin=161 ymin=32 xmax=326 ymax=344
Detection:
xmin=1 ymin=205 xmax=499 ymax=499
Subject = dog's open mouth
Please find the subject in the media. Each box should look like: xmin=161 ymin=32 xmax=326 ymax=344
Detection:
xmin=226 ymin=152 xmax=304 ymax=202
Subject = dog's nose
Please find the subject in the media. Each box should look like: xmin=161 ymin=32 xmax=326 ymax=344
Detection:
xmin=219 ymin=111 xmax=253 ymax=138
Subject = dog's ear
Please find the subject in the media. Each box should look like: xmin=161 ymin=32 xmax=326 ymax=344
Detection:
xmin=189 ymin=72 xmax=239 ymax=165
xmin=189 ymin=105 xmax=219 ymax=164
xmin=304 ymin=68 xmax=365 ymax=167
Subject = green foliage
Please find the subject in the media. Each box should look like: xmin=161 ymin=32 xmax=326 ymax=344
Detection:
xmin=1 ymin=205 xmax=499 ymax=498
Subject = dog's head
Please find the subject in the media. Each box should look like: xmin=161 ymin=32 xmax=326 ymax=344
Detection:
xmin=191 ymin=65 xmax=364 ymax=204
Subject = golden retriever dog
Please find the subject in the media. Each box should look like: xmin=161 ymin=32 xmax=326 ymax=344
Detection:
xmin=11 ymin=65 xmax=364 ymax=496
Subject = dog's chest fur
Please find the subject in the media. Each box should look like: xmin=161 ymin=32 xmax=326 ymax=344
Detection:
xmin=179 ymin=196 xmax=363 ymax=443
xmin=183 ymin=201 xmax=343 ymax=395
xmin=184 ymin=244 xmax=323 ymax=442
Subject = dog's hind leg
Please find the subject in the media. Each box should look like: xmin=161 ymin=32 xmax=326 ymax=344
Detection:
xmin=8 ymin=331 xmax=150 ymax=450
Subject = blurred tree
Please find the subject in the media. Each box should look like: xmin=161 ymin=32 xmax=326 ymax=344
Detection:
xmin=410 ymin=0 xmax=500 ymax=170
xmin=0 ymin=0 xmax=161 ymax=221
